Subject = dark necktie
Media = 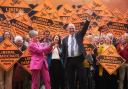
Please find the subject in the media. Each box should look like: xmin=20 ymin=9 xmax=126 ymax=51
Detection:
xmin=71 ymin=35 xmax=74 ymax=56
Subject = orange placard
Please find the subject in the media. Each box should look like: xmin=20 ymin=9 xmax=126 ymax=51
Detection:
xmin=48 ymin=11 xmax=60 ymax=21
xmin=4 ymin=10 xmax=18 ymax=20
xmin=1 ymin=0 xmax=29 ymax=7
xmin=97 ymin=45 xmax=125 ymax=75
xmin=32 ymin=5 xmax=64 ymax=33
xmin=57 ymin=4 xmax=75 ymax=23
xmin=102 ymin=29 xmax=112 ymax=35
xmin=0 ymin=0 xmax=31 ymax=14
xmin=82 ymin=1 xmax=94 ymax=9
xmin=68 ymin=14 xmax=83 ymax=31
xmin=111 ymin=8 xmax=123 ymax=17
xmin=20 ymin=49 xmax=31 ymax=74
xmin=10 ymin=18 xmax=32 ymax=37
xmin=99 ymin=10 xmax=113 ymax=17
xmin=32 ymin=7 xmax=54 ymax=29
xmin=93 ymin=3 xmax=107 ymax=15
xmin=33 ymin=0 xmax=55 ymax=12
xmin=98 ymin=25 xmax=113 ymax=35
xmin=107 ymin=21 xmax=128 ymax=31
xmin=58 ymin=4 xmax=74 ymax=17
xmin=107 ymin=21 xmax=128 ymax=38
xmin=83 ymin=37 xmax=91 ymax=44
xmin=0 ymin=12 xmax=15 ymax=36
xmin=21 ymin=49 xmax=31 ymax=57
xmin=52 ymin=20 xmax=64 ymax=30
xmin=48 ymin=11 xmax=64 ymax=30
xmin=87 ymin=27 xmax=100 ymax=35
xmin=77 ymin=13 xmax=92 ymax=20
xmin=0 ymin=31 xmax=2 ymax=36
xmin=1 ymin=0 xmax=31 ymax=20
xmin=33 ymin=0 xmax=57 ymax=24
xmin=0 ymin=19 xmax=13 ymax=34
xmin=0 ymin=0 xmax=5 ymax=5
xmin=124 ymin=11 xmax=128 ymax=18
xmin=111 ymin=29 xmax=126 ymax=38
xmin=77 ymin=8 xmax=93 ymax=20
xmin=0 ymin=38 xmax=23 ymax=71
xmin=75 ymin=6 xmax=93 ymax=20
xmin=13 ymin=11 xmax=32 ymax=28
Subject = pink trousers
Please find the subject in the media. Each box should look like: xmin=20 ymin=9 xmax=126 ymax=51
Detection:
xmin=31 ymin=64 xmax=51 ymax=89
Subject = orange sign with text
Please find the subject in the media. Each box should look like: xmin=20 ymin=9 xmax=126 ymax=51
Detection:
xmin=10 ymin=18 xmax=32 ymax=37
xmin=0 ymin=0 xmax=31 ymax=14
xmin=68 ymin=14 xmax=83 ymax=31
xmin=20 ymin=49 xmax=31 ymax=74
xmin=107 ymin=21 xmax=128 ymax=38
xmin=97 ymin=45 xmax=125 ymax=75
xmin=58 ymin=4 xmax=75 ymax=23
xmin=0 ymin=38 xmax=22 ymax=71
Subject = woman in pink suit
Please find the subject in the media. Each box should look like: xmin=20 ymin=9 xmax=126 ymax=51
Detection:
xmin=28 ymin=30 xmax=52 ymax=89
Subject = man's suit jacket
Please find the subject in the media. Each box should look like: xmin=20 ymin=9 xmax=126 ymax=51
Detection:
xmin=62 ymin=20 xmax=90 ymax=66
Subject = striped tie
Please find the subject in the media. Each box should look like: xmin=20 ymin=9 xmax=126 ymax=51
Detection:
xmin=71 ymin=35 xmax=74 ymax=56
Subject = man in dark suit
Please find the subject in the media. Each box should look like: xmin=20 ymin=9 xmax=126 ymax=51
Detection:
xmin=62 ymin=18 xmax=90 ymax=89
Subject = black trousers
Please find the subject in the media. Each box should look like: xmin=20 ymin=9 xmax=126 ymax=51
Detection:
xmin=49 ymin=59 xmax=65 ymax=89
xmin=66 ymin=55 xmax=88 ymax=89
xmin=95 ymin=67 xmax=118 ymax=89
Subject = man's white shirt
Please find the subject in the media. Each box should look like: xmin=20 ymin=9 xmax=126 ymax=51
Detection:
xmin=68 ymin=34 xmax=79 ymax=57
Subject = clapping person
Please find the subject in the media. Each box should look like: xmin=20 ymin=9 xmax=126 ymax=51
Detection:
xmin=28 ymin=30 xmax=53 ymax=89
xmin=49 ymin=35 xmax=65 ymax=89
xmin=13 ymin=35 xmax=31 ymax=89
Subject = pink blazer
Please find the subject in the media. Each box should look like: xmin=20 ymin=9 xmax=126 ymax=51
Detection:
xmin=28 ymin=41 xmax=51 ymax=70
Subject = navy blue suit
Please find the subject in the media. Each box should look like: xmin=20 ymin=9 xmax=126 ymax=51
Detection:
xmin=62 ymin=20 xmax=90 ymax=89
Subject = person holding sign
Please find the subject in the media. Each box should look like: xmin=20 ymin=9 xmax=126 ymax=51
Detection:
xmin=62 ymin=18 xmax=90 ymax=89
xmin=13 ymin=35 xmax=25 ymax=89
xmin=96 ymin=35 xmax=118 ymax=89
xmin=28 ymin=30 xmax=53 ymax=89
xmin=13 ymin=35 xmax=31 ymax=89
xmin=117 ymin=33 xmax=128 ymax=89
xmin=0 ymin=31 xmax=13 ymax=89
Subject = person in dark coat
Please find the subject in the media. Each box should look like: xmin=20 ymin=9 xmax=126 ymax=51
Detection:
xmin=13 ymin=35 xmax=31 ymax=89
xmin=49 ymin=35 xmax=65 ymax=89
xmin=62 ymin=18 xmax=90 ymax=89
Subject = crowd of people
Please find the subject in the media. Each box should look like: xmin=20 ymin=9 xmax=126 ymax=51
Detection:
xmin=0 ymin=18 xmax=127 ymax=89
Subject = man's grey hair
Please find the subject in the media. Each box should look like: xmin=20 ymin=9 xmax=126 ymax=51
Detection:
xmin=67 ymin=23 xmax=75 ymax=29
xmin=29 ymin=30 xmax=38 ymax=38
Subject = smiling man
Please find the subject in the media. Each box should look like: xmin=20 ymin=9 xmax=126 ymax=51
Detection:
xmin=62 ymin=17 xmax=90 ymax=89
